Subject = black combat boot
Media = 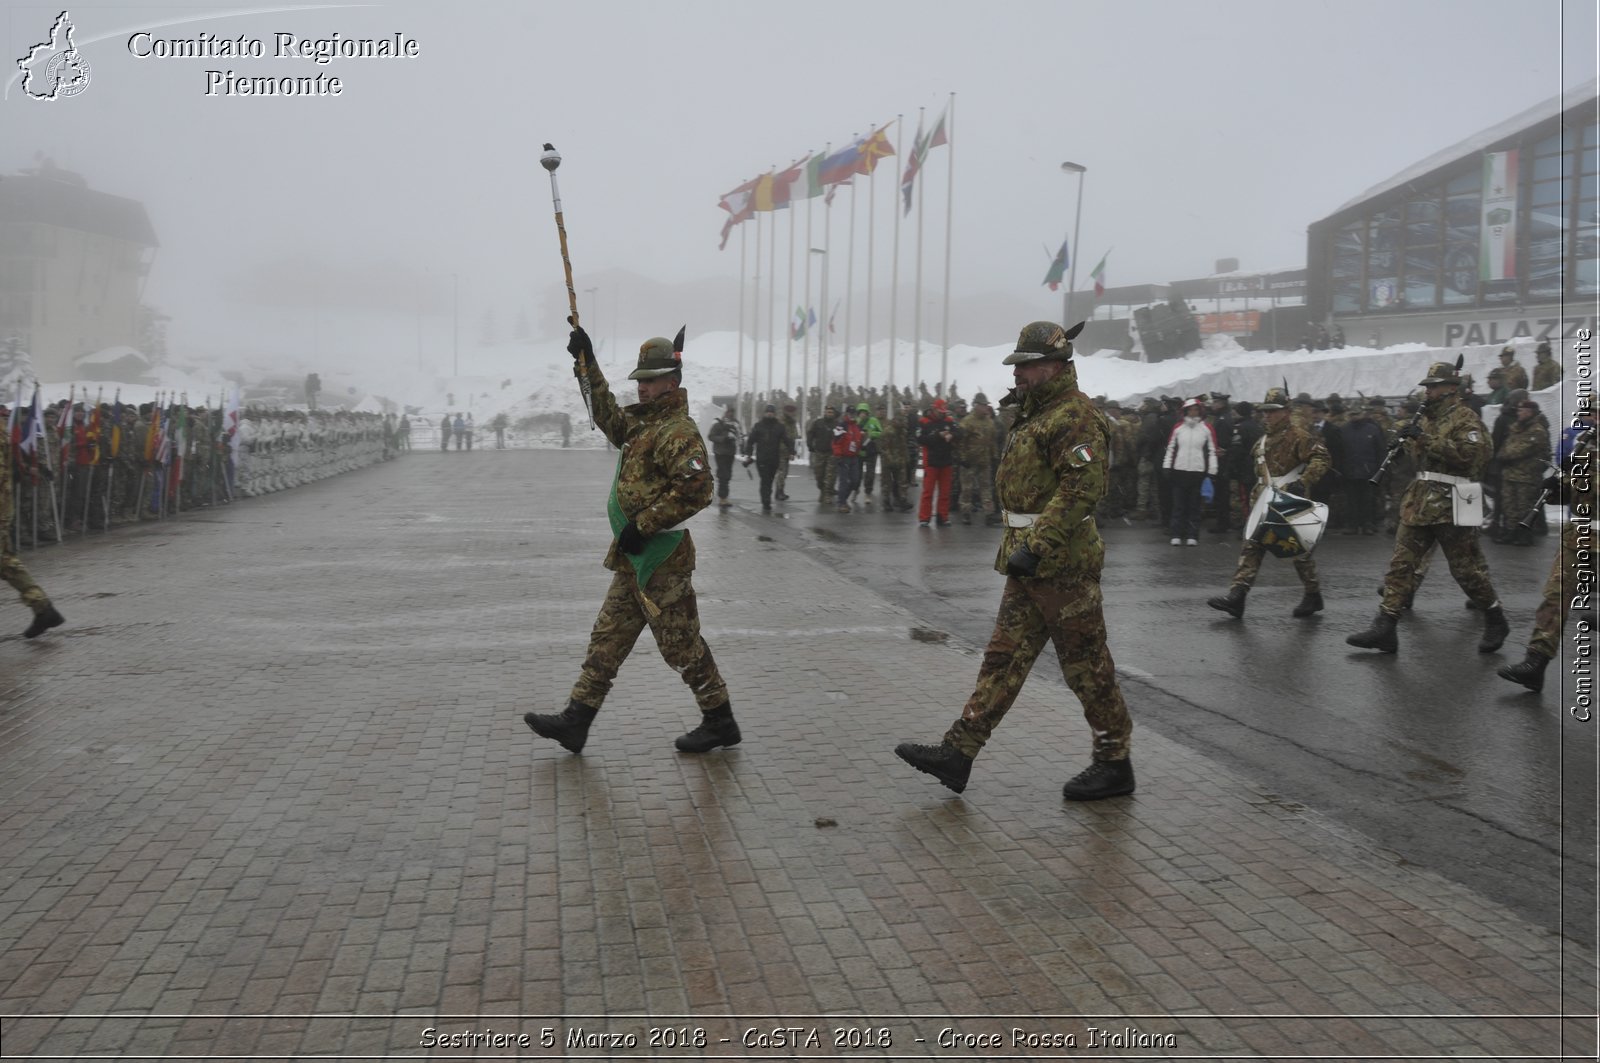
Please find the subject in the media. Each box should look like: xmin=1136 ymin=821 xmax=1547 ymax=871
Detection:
xmin=1346 ymin=611 xmax=1399 ymax=653
xmin=23 ymin=603 xmax=64 ymax=639
xmin=1206 ymin=585 xmax=1248 ymax=618
xmin=1291 ymin=591 xmax=1324 ymax=618
xmin=1062 ymin=757 xmax=1135 ymax=801
xmin=894 ymin=741 xmax=972 ymax=794
xmin=675 ymin=703 xmax=741 ymax=753
xmin=1478 ymin=605 xmax=1510 ymax=653
xmin=960 ymin=511 xmax=972 ymax=525
xmin=1497 ymin=651 xmax=1550 ymax=692
xmin=523 ymin=699 xmax=599 ymax=754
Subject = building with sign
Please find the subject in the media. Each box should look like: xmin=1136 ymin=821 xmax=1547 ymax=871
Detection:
xmin=0 ymin=162 xmax=159 ymax=384
xmin=1306 ymin=78 xmax=1598 ymax=350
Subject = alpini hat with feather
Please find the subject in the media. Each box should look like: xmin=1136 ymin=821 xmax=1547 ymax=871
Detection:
xmin=629 ymin=326 xmax=686 ymax=380
xmin=1419 ymin=357 xmax=1462 ymax=386
xmin=1003 ymin=320 xmax=1086 ymax=365
xmin=1258 ymin=387 xmax=1290 ymax=410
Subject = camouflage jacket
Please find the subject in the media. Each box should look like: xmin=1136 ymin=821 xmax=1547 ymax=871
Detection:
xmin=878 ymin=416 xmax=908 ymax=468
xmin=992 ymin=365 xmax=1112 ymax=580
xmin=582 ymin=362 xmax=713 ymax=575
xmin=1248 ymin=420 xmax=1330 ymax=506
xmin=1497 ymin=417 xmax=1551 ymax=484
xmin=0 ymin=430 xmax=12 ymax=525
xmin=1399 ymin=394 xmax=1492 ymax=526
xmin=1532 ymin=358 xmax=1562 ymax=390
xmin=957 ymin=410 xmax=999 ymax=466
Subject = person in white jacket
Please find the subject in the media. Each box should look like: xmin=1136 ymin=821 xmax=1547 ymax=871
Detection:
xmin=1164 ymin=397 xmax=1219 ymax=545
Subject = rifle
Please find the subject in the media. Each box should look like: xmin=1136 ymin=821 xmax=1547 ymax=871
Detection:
xmin=1519 ymin=426 xmax=1595 ymax=527
xmin=1370 ymin=407 xmax=1422 ymax=485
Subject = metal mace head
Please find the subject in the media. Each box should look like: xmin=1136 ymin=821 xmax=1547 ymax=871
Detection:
xmin=540 ymin=144 xmax=561 ymax=172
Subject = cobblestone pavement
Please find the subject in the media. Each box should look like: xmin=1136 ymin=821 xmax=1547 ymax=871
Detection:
xmin=0 ymin=450 xmax=1594 ymax=1060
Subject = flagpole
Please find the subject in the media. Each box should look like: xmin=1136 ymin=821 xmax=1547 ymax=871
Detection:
xmin=737 ymin=223 xmax=747 ymax=423
xmin=865 ymin=137 xmax=877 ymax=396
xmin=766 ymin=200 xmax=777 ymax=422
xmin=843 ymin=173 xmax=856 ymax=395
xmin=940 ymin=92 xmax=955 ymax=396
xmin=889 ymin=115 xmax=903 ymax=419
xmin=750 ymin=195 xmax=763 ymax=426
xmin=785 ymin=168 xmax=797 ymax=405
xmin=913 ymin=107 xmax=925 ymax=399
xmin=802 ymin=162 xmax=815 ymax=432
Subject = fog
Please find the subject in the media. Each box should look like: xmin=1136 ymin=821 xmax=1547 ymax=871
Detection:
xmin=2 ymin=0 xmax=1595 ymax=399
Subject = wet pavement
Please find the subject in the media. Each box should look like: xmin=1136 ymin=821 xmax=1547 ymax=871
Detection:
xmin=0 ymin=448 xmax=1594 ymax=1060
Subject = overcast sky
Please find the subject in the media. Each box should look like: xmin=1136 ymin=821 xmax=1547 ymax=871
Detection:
xmin=3 ymin=0 xmax=1596 ymax=370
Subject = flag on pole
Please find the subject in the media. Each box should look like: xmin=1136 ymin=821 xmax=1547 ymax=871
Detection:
xmin=1089 ymin=251 xmax=1109 ymax=297
xmin=828 ymin=301 xmax=839 ymax=336
xmin=818 ymin=139 xmax=866 ymax=187
xmin=900 ymin=108 xmax=950 ymax=215
xmin=717 ymin=175 xmax=759 ymax=249
xmin=790 ymin=306 xmax=816 ymax=341
xmin=857 ymin=124 xmax=895 ymax=175
xmin=1043 ymin=238 xmax=1069 ymax=290
xmin=16 ymin=384 xmax=44 ymax=484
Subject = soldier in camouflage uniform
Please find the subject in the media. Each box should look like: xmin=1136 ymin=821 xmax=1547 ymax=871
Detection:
xmin=895 ymin=321 xmax=1135 ymax=802
xmin=1348 ymin=360 xmax=1508 ymax=655
xmin=774 ymin=404 xmax=799 ymax=501
xmin=806 ymin=405 xmax=837 ymax=503
xmin=956 ymin=394 xmax=999 ymax=524
xmin=1499 ymin=411 xmax=1594 ymax=691
xmin=1 ymin=428 xmax=65 ymax=638
xmin=876 ymin=404 xmax=912 ymax=512
xmin=1496 ymin=399 xmax=1552 ymax=546
xmin=1532 ymin=340 xmax=1562 ymax=390
xmin=1206 ymin=387 xmax=1331 ymax=619
xmin=524 ymin=326 xmax=740 ymax=755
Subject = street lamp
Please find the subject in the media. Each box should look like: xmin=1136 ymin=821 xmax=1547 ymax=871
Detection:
xmin=1061 ymin=161 xmax=1087 ymax=326
xmin=451 ymin=272 xmax=460 ymax=378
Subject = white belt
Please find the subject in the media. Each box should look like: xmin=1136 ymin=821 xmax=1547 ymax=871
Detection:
xmin=1417 ymin=471 xmax=1475 ymax=486
xmin=1268 ymin=462 xmax=1307 ymax=489
xmin=1004 ymin=511 xmax=1040 ymax=528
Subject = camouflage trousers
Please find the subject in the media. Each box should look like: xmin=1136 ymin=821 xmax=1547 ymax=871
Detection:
xmin=1136 ymin=459 xmax=1159 ymax=515
xmin=1380 ymin=522 xmax=1498 ymax=617
xmin=881 ymin=462 xmax=909 ymax=506
xmin=1229 ymin=539 xmax=1320 ymax=593
xmin=810 ymin=452 xmax=835 ymax=499
xmin=774 ymin=458 xmax=789 ymax=497
xmin=1 ymin=496 xmax=48 ymax=616
xmin=945 ymin=574 xmax=1132 ymax=761
xmin=570 ymin=568 xmax=729 ymax=713
xmin=1529 ymin=520 xmax=1589 ymax=660
xmin=957 ymin=463 xmax=992 ymax=515
xmin=1500 ymin=479 xmax=1542 ymax=534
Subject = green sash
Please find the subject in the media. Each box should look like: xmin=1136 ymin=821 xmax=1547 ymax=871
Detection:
xmin=607 ymin=451 xmax=683 ymax=591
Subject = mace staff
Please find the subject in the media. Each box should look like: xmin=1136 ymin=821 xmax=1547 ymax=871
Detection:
xmin=540 ymin=143 xmax=594 ymax=430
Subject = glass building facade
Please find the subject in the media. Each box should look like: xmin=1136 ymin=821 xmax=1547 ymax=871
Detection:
xmin=1311 ymin=92 xmax=1598 ymax=322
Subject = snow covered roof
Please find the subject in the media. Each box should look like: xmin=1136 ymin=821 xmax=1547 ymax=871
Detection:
xmin=1327 ymin=77 xmax=1598 ymax=219
xmin=75 ymin=345 xmax=149 ymax=367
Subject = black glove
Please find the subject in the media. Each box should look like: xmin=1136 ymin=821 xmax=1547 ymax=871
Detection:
xmin=1542 ymin=474 xmax=1564 ymax=498
xmin=566 ymin=324 xmax=594 ymax=361
xmin=742 ymin=455 xmax=754 ymax=467
xmin=1396 ymin=421 xmax=1423 ymax=441
xmin=617 ymin=520 xmax=649 ymax=555
xmin=1004 ymin=544 xmax=1042 ymax=579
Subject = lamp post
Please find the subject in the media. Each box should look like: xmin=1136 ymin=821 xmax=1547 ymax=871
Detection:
xmin=1061 ymin=161 xmax=1086 ymax=326
xmin=451 ymin=272 xmax=460 ymax=378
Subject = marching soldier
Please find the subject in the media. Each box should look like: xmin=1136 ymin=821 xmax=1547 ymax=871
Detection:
xmin=1207 ymin=386 xmax=1331 ymax=619
xmin=1499 ymin=409 xmax=1594 ymax=691
xmin=806 ymin=405 xmax=837 ymax=503
xmin=1 ymin=425 xmax=65 ymax=638
xmin=1347 ymin=360 xmax=1508 ymax=655
xmin=894 ymin=321 xmax=1135 ymax=801
xmin=524 ymin=327 xmax=741 ymax=755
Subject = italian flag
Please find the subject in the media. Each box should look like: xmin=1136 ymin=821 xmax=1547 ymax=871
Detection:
xmin=1089 ymin=251 xmax=1109 ymax=298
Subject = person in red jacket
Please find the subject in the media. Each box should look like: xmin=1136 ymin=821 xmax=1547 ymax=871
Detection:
xmin=917 ymin=399 xmax=960 ymax=526
xmin=831 ymin=407 xmax=865 ymax=512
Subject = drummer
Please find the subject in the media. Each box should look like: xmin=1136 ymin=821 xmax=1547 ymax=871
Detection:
xmin=1206 ymin=385 xmax=1332 ymax=619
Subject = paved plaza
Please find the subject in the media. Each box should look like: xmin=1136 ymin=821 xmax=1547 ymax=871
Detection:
xmin=0 ymin=449 xmax=1594 ymax=1060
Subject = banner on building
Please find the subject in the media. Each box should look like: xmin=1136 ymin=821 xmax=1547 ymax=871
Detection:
xmin=1479 ymin=150 xmax=1518 ymax=281
xmin=1196 ymin=311 xmax=1262 ymax=335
